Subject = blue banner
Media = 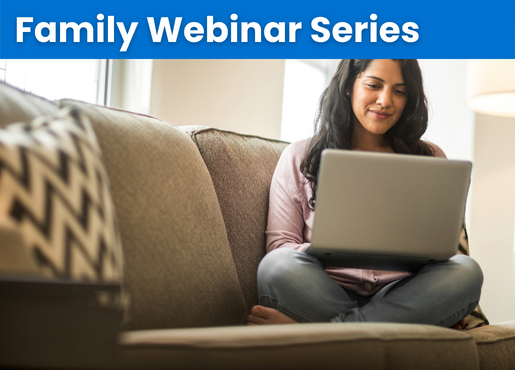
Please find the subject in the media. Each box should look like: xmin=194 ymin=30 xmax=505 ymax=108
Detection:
xmin=0 ymin=0 xmax=514 ymax=58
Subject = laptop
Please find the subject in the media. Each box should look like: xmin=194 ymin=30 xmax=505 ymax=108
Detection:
xmin=305 ymin=149 xmax=472 ymax=272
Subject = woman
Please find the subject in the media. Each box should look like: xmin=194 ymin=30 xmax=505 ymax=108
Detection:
xmin=247 ymin=59 xmax=483 ymax=328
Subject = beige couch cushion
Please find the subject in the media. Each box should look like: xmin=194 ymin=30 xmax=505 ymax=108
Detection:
xmin=181 ymin=126 xmax=288 ymax=311
xmin=468 ymin=322 xmax=515 ymax=370
xmin=0 ymin=83 xmax=59 ymax=128
xmin=118 ymin=323 xmax=480 ymax=370
xmin=58 ymin=102 xmax=247 ymax=330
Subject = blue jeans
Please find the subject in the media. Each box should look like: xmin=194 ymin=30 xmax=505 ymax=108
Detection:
xmin=257 ymin=248 xmax=483 ymax=327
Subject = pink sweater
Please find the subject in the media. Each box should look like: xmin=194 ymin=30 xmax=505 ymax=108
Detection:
xmin=265 ymin=139 xmax=447 ymax=296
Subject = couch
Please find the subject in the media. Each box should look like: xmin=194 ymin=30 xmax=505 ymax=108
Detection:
xmin=0 ymin=81 xmax=514 ymax=370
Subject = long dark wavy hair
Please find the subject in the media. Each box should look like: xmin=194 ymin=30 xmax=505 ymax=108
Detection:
xmin=300 ymin=59 xmax=435 ymax=209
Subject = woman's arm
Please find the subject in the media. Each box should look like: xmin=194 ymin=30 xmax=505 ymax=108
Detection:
xmin=265 ymin=141 xmax=312 ymax=253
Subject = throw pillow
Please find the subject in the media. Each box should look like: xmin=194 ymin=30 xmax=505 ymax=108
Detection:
xmin=0 ymin=107 xmax=124 ymax=290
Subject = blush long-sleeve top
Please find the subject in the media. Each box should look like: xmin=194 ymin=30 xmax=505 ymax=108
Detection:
xmin=265 ymin=138 xmax=447 ymax=296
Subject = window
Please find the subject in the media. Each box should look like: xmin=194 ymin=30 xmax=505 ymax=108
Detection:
xmin=0 ymin=60 xmax=108 ymax=106
xmin=280 ymin=60 xmax=337 ymax=142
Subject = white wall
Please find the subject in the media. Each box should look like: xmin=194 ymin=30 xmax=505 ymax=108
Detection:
xmin=419 ymin=59 xmax=515 ymax=324
xmin=149 ymin=59 xmax=285 ymax=139
xmin=418 ymin=60 xmax=475 ymax=238
xmin=419 ymin=60 xmax=475 ymax=162
xmin=469 ymin=113 xmax=515 ymax=324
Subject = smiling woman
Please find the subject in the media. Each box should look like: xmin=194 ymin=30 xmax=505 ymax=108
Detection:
xmin=248 ymin=59 xmax=483 ymax=329
xmin=350 ymin=60 xmax=407 ymax=152
xmin=301 ymin=59 xmax=435 ymax=208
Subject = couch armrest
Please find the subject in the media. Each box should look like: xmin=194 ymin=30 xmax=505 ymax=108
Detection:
xmin=0 ymin=275 xmax=120 ymax=299
xmin=0 ymin=276 xmax=122 ymax=369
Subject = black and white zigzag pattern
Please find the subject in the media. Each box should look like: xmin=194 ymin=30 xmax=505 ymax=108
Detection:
xmin=0 ymin=107 xmax=122 ymax=282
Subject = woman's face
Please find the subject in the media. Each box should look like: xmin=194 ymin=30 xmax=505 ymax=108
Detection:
xmin=350 ymin=59 xmax=408 ymax=137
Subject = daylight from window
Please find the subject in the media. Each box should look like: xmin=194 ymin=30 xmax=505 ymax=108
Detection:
xmin=0 ymin=60 xmax=106 ymax=105
xmin=280 ymin=60 xmax=329 ymax=143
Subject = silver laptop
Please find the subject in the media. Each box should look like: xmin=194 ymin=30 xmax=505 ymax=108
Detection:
xmin=306 ymin=149 xmax=472 ymax=272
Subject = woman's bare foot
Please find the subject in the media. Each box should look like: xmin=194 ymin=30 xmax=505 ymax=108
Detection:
xmin=247 ymin=305 xmax=298 ymax=325
xmin=450 ymin=318 xmax=466 ymax=330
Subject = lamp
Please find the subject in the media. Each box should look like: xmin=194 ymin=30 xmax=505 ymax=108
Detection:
xmin=466 ymin=60 xmax=515 ymax=117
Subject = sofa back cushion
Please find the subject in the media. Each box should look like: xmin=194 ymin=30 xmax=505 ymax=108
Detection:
xmin=58 ymin=101 xmax=247 ymax=330
xmin=182 ymin=126 xmax=288 ymax=311
xmin=0 ymin=83 xmax=59 ymax=127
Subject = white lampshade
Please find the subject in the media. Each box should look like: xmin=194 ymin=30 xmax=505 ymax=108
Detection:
xmin=466 ymin=60 xmax=515 ymax=117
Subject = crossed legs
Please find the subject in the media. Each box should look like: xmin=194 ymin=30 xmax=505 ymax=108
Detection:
xmin=249 ymin=248 xmax=483 ymax=328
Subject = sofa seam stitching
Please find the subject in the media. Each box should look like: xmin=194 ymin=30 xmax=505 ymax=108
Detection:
xmin=187 ymin=126 xmax=289 ymax=145
xmin=474 ymin=337 xmax=515 ymax=345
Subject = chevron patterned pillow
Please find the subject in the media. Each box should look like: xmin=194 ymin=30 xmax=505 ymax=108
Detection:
xmin=0 ymin=107 xmax=124 ymax=285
